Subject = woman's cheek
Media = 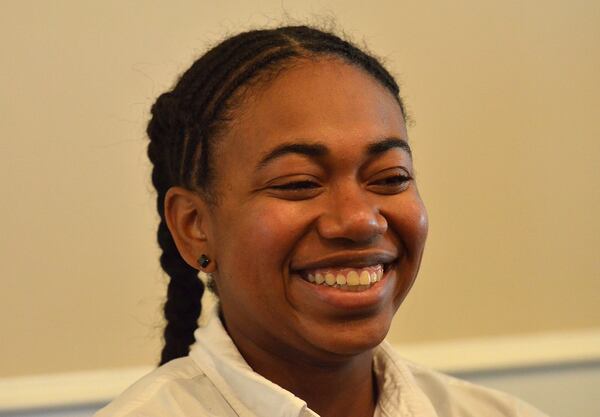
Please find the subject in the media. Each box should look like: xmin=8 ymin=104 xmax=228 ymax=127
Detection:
xmin=236 ymin=201 xmax=311 ymax=255
xmin=386 ymin=196 xmax=428 ymax=257
xmin=410 ymin=199 xmax=429 ymax=248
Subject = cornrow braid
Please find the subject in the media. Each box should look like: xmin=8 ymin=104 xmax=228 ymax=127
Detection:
xmin=147 ymin=25 xmax=407 ymax=365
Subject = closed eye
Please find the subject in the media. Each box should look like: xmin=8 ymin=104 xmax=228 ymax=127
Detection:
xmin=368 ymin=169 xmax=413 ymax=194
xmin=270 ymin=180 xmax=321 ymax=190
xmin=266 ymin=178 xmax=323 ymax=201
xmin=372 ymin=174 xmax=412 ymax=186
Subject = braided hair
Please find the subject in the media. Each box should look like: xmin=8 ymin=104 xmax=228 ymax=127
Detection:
xmin=147 ymin=25 xmax=407 ymax=365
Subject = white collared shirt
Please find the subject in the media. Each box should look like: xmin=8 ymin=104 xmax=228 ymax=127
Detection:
xmin=96 ymin=308 xmax=548 ymax=417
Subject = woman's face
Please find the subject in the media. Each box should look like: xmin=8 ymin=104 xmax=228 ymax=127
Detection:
xmin=205 ymin=58 xmax=428 ymax=363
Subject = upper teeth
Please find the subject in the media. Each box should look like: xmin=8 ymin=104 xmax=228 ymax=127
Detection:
xmin=306 ymin=265 xmax=384 ymax=287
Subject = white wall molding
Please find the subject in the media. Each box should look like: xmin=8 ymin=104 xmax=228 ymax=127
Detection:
xmin=0 ymin=366 xmax=152 ymax=411
xmin=2 ymin=328 xmax=599 ymax=411
xmin=394 ymin=327 xmax=600 ymax=373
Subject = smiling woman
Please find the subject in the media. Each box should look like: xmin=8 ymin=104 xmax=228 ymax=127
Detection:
xmin=183 ymin=59 xmax=428 ymax=365
xmin=95 ymin=26 xmax=546 ymax=417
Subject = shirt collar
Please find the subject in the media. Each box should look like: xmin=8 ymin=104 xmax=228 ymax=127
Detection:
xmin=190 ymin=305 xmax=437 ymax=417
xmin=190 ymin=305 xmax=316 ymax=417
xmin=373 ymin=343 xmax=439 ymax=417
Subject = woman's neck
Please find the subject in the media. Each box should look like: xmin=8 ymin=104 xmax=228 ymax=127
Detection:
xmin=228 ymin=327 xmax=378 ymax=417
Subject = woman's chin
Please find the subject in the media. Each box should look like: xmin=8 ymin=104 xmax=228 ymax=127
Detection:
xmin=296 ymin=311 xmax=394 ymax=360
xmin=287 ymin=270 xmax=400 ymax=360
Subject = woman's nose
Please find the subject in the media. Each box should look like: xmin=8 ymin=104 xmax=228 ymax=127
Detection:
xmin=316 ymin=186 xmax=387 ymax=243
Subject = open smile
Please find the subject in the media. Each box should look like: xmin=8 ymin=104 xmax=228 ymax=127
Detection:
xmin=291 ymin=250 xmax=399 ymax=311
xmin=299 ymin=264 xmax=387 ymax=292
xmin=290 ymin=260 xmax=397 ymax=311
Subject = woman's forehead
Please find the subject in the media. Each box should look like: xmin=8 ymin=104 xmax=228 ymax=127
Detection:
xmin=222 ymin=58 xmax=407 ymax=164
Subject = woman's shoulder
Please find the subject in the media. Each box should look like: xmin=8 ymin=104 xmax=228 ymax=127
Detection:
xmin=94 ymin=356 xmax=237 ymax=417
xmin=376 ymin=342 xmax=548 ymax=417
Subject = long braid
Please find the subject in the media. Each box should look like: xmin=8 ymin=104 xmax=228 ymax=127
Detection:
xmin=147 ymin=100 xmax=205 ymax=364
xmin=157 ymin=221 xmax=203 ymax=364
xmin=147 ymin=25 xmax=408 ymax=365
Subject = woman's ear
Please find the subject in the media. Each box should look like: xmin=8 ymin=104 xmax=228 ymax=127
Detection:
xmin=163 ymin=187 xmax=216 ymax=273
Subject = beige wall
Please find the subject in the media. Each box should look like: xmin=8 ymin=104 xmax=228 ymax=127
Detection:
xmin=1 ymin=0 xmax=598 ymax=377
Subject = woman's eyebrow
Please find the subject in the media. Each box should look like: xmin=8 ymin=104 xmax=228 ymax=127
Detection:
xmin=256 ymin=142 xmax=329 ymax=170
xmin=255 ymin=137 xmax=410 ymax=171
xmin=366 ymin=137 xmax=412 ymax=158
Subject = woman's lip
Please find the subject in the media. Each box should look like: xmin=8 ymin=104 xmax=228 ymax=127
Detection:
xmin=290 ymin=266 xmax=395 ymax=311
xmin=291 ymin=251 xmax=397 ymax=272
